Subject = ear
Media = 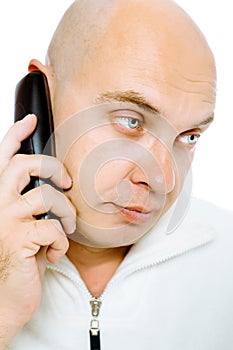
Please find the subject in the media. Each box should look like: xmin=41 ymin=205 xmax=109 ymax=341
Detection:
xmin=28 ymin=58 xmax=52 ymax=75
xmin=28 ymin=59 xmax=54 ymax=97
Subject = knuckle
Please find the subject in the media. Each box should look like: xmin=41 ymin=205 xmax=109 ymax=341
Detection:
xmin=10 ymin=154 xmax=35 ymax=173
xmin=51 ymin=158 xmax=66 ymax=173
xmin=11 ymin=153 xmax=26 ymax=165
xmin=20 ymin=193 xmax=34 ymax=210
xmin=40 ymin=183 xmax=53 ymax=194
xmin=40 ymin=183 xmax=55 ymax=200
xmin=31 ymin=219 xmax=41 ymax=233
xmin=49 ymin=219 xmax=65 ymax=235
xmin=30 ymin=219 xmax=49 ymax=243
xmin=38 ymin=184 xmax=53 ymax=212
xmin=34 ymin=218 xmax=64 ymax=235
xmin=40 ymin=157 xmax=63 ymax=179
xmin=31 ymin=219 xmax=43 ymax=234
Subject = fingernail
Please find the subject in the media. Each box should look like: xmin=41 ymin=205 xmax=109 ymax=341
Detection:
xmin=66 ymin=222 xmax=76 ymax=235
xmin=65 ymin=174 xmax=73 ymax=188
xmin=20 ymin=114 xmax=36 ymax=123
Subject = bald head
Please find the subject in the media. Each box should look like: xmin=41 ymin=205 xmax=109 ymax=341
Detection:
xmin=47 ymin=0 xmax=116 ymax=79
xmin=47 ymin=0 xmax=216 ymax=85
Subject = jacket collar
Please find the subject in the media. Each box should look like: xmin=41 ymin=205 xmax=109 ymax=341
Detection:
xmin=115 ymin=197 xmax=215 ymax=278
xmin=47 ymin=198 xmax=216 ymax=286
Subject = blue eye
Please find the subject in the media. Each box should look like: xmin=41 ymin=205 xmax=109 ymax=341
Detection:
xmin=179 ymin=134 xmax=200 ymax=146
xmin=115 ymin=117 xmax=141 ymax=129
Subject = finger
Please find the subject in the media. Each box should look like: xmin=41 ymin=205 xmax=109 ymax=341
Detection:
xmin=1 ymin=153 xmax=72 ymax=195
xmin=16 ymin=184 xmax=76 ymax=234
xmin=26 ymin=219 xmax=69 ymax=264
xmin=0 ymin=114 xmax=37 ymax=172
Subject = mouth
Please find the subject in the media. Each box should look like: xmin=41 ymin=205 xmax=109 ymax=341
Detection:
xmin=114 ymin=204 xmax=154 ymax=224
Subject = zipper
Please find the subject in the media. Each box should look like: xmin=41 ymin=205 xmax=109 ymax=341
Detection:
xmin=45 ymin=263 xmax=104 ymax=349
xmin=46 ymin=234 xmax=213 ymax=349
xmin=89 ymin=297 xmax=102 ymax=350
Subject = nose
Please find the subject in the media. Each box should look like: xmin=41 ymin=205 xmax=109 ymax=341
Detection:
xmin=131 ymin=138 xmax=176 ymax=194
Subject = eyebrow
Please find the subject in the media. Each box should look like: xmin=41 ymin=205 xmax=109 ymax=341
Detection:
xmin=95 ymin=90 xmax=161 ymax=115
xmin=95 ymin=89 xmax=215 ymax=129
xmin=191 ymin=114 xmax=214 ymax=129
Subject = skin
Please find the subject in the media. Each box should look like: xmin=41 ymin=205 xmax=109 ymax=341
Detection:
xmin=46 ymin=0 xmax=215 ymax=242
xmin=0 ymin=0 xmax=216 ymax=346
xmin=40 ymin=0 xmax=215 ymax=292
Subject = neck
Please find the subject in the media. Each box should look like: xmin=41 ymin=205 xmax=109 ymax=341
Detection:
xmin=67 ymin=240 xmax=131 ymax=297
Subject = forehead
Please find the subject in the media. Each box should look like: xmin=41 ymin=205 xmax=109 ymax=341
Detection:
xmin=93 ymin=0 xmax=215 ymax=72
xmin=74 ymin=46 xmax=215 ymax=133
xmin=56 ymin=0 xmax=216 ymax=130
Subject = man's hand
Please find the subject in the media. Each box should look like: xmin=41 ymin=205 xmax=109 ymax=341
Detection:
xmin=0 ymin=114 xmax=76 ymax=347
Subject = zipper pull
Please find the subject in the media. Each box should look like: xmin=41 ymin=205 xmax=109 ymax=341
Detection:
xmin=89 ymin=298 xmax=102 ymax=350
xmin=90 ymin=298 xmax=102 ymax=317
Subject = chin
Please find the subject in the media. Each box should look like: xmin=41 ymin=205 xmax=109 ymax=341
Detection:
xmin=66 ymin=212 xmax=163 ymax=248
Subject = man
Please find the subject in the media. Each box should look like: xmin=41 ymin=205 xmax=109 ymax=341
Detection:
xmin=0 ymin=0 xmax=232 ymax=349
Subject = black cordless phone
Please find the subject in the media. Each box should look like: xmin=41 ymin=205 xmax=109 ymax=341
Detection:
xmin=14 ymin=70 xmax=55 ymax=217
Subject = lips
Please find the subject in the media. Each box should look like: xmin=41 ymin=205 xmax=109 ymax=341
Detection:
xmin=114 ymin=204 xmax=154 ymax=224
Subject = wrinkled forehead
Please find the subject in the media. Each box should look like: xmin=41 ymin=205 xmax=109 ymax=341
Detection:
xmin=52 ymin=0 xmax=216 ymax=129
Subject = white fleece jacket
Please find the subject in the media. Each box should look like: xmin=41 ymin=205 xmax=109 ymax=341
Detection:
xmin=10 ymin=198 xmax=233 ymax=350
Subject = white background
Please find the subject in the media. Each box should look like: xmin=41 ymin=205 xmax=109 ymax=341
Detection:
xmin=0 ymin=1 xmax=232 ymax=211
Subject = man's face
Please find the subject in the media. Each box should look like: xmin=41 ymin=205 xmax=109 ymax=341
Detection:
xmin=51 ymin=4 xmax=216 ymax=247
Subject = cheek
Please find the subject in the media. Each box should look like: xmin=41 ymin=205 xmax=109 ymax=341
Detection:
xmin=171 ymin=138 xmax=194 ymax=183
xmin=62 ymin=141 xmax=88 ymax=210
xmin=164 ymin=148 xmax=194 ymax=211
xmin=95 ymin=159 xmax=134 ymax=202
xmin=61 ymin=127 xmax=129 ymax=202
